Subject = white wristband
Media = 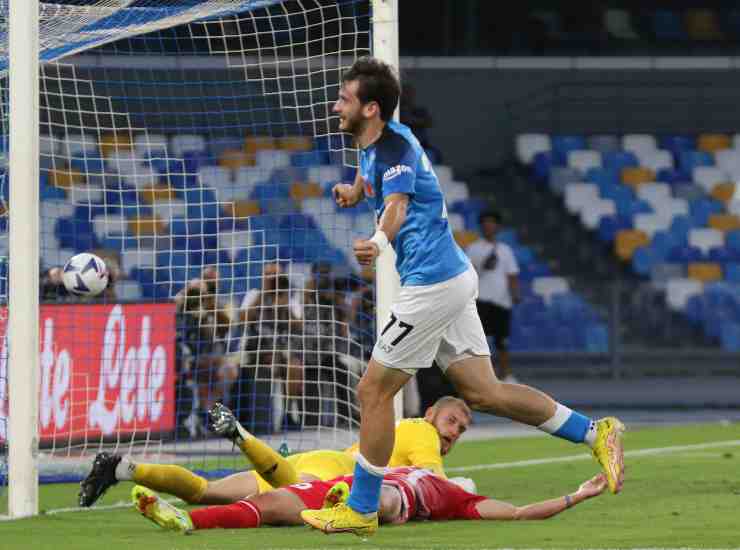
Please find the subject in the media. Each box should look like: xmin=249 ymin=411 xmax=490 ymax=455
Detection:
xmin=369 ymin=230 xmax=389 ymax=252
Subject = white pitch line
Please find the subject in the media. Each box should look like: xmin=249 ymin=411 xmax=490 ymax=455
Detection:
xmin=13 ymin=438 xmax=740 ymax=518
xmin=446 ymin=439 xmax=740 ymax=473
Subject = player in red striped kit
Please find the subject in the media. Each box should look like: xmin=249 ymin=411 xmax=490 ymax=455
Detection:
xmin=131 ymin=466 xmax=608 ymax=533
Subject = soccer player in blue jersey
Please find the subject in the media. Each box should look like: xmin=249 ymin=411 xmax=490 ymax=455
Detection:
xmin=302 ymin=57 xmax=625 ymax=537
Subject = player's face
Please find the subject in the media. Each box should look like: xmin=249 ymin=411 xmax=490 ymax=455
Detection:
xmin=333 ymin=81 xmax=366 ymax=136
xmin=429 ymin=405 xmax=470 ymax=456
xmin=481 ymin=217 xmax=499 ymax=240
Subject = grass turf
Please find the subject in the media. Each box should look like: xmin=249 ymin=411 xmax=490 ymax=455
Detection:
xmin=1 ymin=421 xmax=738 ymax=549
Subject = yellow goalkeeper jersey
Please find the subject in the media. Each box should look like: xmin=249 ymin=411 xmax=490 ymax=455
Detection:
xmin=345 ymin=417 xmax=445 ymax=477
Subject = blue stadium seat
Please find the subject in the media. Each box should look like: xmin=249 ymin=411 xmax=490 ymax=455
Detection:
xmin=689 ymin=198 xmax=724 ymax=227
xmin=656 ymin=168 xmax=685 ymax=185
xmin=720 ymin=323 xmax=740 ymax=351
xmin=632 ymin=246 xmax=656 ymax=276
xmin=708 ymin=247 xmax=735 ymax=264
xmin=584 ymin=323 xmax=609 ymax=352
xmin=585 ymin=167 xmax=619 ymax=188
xmin=726 ymin=263 xmax=740 ymax=283
xmin=659 ymin=135 xmax=696 ymax=156
xmin=617 ymin=198 xmax=653 ymax=218
xmin=598 ymin=215 xmax=632 ymax=243
xmin=669 ymin=215 xmax=693 ymax=243
xmin=678 ymin=150 xmax=713 ymax=175
xmin=600 ymin=182 xmax=634 ymax=203
xmin=532 ymin=151 xmax=556 ymax=182
xmin=652 ymin=10 xmax=688 ymax=41
xmin=602 ymin=151 xmax=638 ymax=173
xmin=651 ymin=230 xmax=680 ymax=260
xmin=497 ymin=229 xmax=518 ymax=246
xmin=726 ymin=230 xmax=740 ymax=254
xmin=513 ymin=245 xmax=535 ymax=267
xmin=551 ymin=135 xmax=586 ymax=165
xmin=668 ymin=245 xmax=704 ymax=263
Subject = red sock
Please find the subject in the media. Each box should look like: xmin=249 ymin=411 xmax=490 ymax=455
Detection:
xmin=189 ymin=500 xmax=262 ymax=530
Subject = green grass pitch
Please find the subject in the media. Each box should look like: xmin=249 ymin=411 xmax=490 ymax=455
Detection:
xmin=1 ymin=422 xmax=739 ymax=549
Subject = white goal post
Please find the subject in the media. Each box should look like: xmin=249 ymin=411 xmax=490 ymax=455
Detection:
xmin=4 ymin=0 xmax=401 ymax=520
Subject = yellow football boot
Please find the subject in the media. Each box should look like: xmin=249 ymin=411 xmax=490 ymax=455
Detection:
xmin=131 ymin=485 xmax=193 ymax=534
xmin=591 ymin=417 xmax=626 ymax=493
xmin=301 ymin=502 xmax=378 ymax=537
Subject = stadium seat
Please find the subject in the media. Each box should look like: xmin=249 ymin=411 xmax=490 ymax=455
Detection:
xmin=277 ymin=136 xmax=313 ymax=152
xmin=92 ymin=214 xmax=127 ymax=243
xmin=687 ymin=262 xmax=723 ymax=283
xmin=140 ymin=186 xmax=176 ymax=205
xmin=114 ymin=280 xmax=143 ymax=301
xmin=580 ymin=199 xmax=616 ymax=229
xmin=622 ymin=134 xmax=656 ymax=156
xmin=634 ymin=213 xmax=670 ymax=238
xmin=693 ymin=166 xmax=727 ymax=193
xmin=584 ymin=323 xmax=609 ymax=352
xmin=532 ymin=276 xmax=569 ymax=304
xmin=659 ymin=135 xmax=695 ymax=157
xmin=621 ymin=166 xmax=654 ymax=187
xmin=100 ymin=132 xmax=133 ymax=158
xmin=714 ymin=149 xmax=740 ymax=174
xmin=685 ymin=9 xmax=725 ymax=41
xmin=134 ymin=133 xmax=168 ymax=158
xmin=709 ymin=214 xmax=740 ymax=233
xmin=567 ymin=150 xmax=601 ymax=173
xmin=445 ymin=181 xmax=470 ymax=203
xmin=720 ymin=323 xmax=740 ymax=352
xmin=597 ymin=214 xmax=632 ymax=243
xmin=631 ymin=245 xmax=656 ymax=276
xmin=636 ymin=149 xmax=674 ymax=173
xmin=434 ymin=165 xmax=454 ymax=185
xmin=689 ymin=198 xmax=724 ymax=227
xmin=668 ymin=244 xmax=704 ymax=263
xmin=244 ymin=136 xmax=277 ymax=160
xmin=49 ymin=167 xmax=84 ymax=189
xmin=532 ymin=151 xmax=556 ymax=182
xmin=725 ymin=263 xmax=740 ymax=283
xmin=650 ymin=262 xmax=685 ymax=289
xmin=652 ymin=10 xmax=688 ymax=41
xmin=708 ymin=247 xmax=736 ymax=264
xmin=199 ymin=166 xmax=231 ymax=189
xmin=636 ymin=182 xmax=671 ymax=205
xmin=516 ymin=134 xmax=551 ymax=164
xmin=585 ymin=167 xmax=619 ymax=188
xmin=551 ymin=135 xmax=586 ymax=164
xmin=586 ymin=135 xmax=620 ymax=154
xmin=307 ymin=165 xmax=343 ymax=185
xmin=710 ymin=182 xmax=737 ymax=204
xmin=654 ymin=198 xmax=689 ymax=221
xmin=236 ymin=166 xmax=271 ymax=188
xmin=617 ymin=198 xmax=653 ymax=219
xmin=219 ymin=148 xmax=252 ymax=170
xmin=61 ymin=133 xmax=99 ymax=157
xmin=604 ymin=151 xmax=639 ymax=173
xmin=564 ymin=183 xmax=599 ymax=214
xmin=447 ymin=212 xmax=465 ymax=232
xmin=673 ymin=183 xmax=704 ymax=202
xmin=666 ymin=278 xmax=703 ymax=311
xmin=170 ymin=134 xmax=206 ymax=157
xmin=128 ymin=216 xmax=166 ymax=237
xmin=218 ymin=230 xmax=253 ymax=262
xmin=697 ymin=133 xmax=731 ymax=153
xmin=223 ymin=200 xmax=261 ymax=220
xmin=680 ymin=151 xmax=714 ymax=176
xmin=454 ymin=230 xmax=479 ymax=249
xmin=256 ymin=149 xmax=291 ymax=170
xmin=615 ymin=229 xmax=649 ymax=261
xmin=688 ymin=228 xmax=724 ymax=255
xmin=727 ymin=230 xmax=740 ymax=254
xmin=656 ymin=168 xmax=685 ymax=185
xmin=151 ymin=199 xmax=187 ymax=223
xmin=604 ymin=10 xmax=639 ymax=40
xmin=548 ymin=167 xmax=582 ymax=195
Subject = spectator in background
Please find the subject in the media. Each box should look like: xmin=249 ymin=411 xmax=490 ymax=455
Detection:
xmin=465 ymin=210 xmax=520 ymax=383
xmin=175 ymin=266 xmax=236 ymax=436
xmin=400 ymin=83 xmax=442 ymax=164
xmin=237 ymin=262 xmax=304 ymax=421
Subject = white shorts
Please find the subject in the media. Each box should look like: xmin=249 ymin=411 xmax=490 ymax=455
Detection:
xmin=372 ymin=267 xmax=490 ymax=374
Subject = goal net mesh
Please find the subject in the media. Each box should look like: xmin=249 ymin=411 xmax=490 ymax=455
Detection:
xmin=0 ymin=0 xmax=374 ymax=492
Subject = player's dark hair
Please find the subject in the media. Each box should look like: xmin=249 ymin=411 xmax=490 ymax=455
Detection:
xmin=432 ymin=396 xmax=472 ymax=421
xmin=479 ymin=209 xmax=502 ymax=225
xmin=342 ymin=56 xmax=400 ymax=122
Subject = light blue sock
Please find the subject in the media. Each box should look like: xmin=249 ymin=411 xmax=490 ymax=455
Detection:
xmin=539 ymin=403 xmax=595 ymax=445
xmin=346 ymin=456 xmax=383 ymax=514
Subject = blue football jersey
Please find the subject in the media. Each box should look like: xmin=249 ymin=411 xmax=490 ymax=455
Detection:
xmin=358 ymin=120 xmax=470 ymax=286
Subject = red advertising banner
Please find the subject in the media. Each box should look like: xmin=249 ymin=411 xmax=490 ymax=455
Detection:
xmin=0 ymin=303 xmax=177 ymax=442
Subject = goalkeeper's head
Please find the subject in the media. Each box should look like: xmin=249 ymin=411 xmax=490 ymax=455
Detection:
xmin=335 ymin=56 xmax=400 ymax=136
xmin=424 ymin=396 xmax=473 ymax=456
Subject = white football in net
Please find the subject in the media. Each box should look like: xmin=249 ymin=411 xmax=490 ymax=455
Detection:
xmin=61 ymin=252 xmax=109 ymax=297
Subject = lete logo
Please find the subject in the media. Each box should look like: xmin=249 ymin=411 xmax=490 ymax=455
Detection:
xmin=0 ymin=302 xmax=176 ymax=442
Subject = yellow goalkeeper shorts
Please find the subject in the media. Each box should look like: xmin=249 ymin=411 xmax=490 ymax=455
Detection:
xmin=254 ymin=450 xmax=356 ymax=494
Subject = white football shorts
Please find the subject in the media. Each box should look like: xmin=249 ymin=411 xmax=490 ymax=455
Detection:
xmin=371 ymin=266 xmax=490 ymax=374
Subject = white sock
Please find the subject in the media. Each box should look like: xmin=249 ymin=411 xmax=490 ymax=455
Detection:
xmin=355 ymin=452 xmax=386 ymax=477
xmin=115 ymin=457 xmax=136 ymax=481
xmin=537 ymin=403 xmax=572 ymax=434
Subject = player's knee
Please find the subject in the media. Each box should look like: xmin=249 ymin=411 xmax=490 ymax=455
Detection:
xmin=356 ymin=376 xmax=393 ymax=409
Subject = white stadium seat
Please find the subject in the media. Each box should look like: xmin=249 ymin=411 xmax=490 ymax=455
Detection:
xmin=434 ymin=165 xmax=453 ymax=185
xmin=218 ymin=230 xmax=253 ymax=262
xmin=170 ymin=134 xmax=206 ymax=157
xmin=152 ymin=199 xmax=187 ymax=224
xmin=255 ymin=149 xmax=291 ymax=170
xmin=622 ymin=134 xmax=657 ymax=155
xmin=666 ymin=278 xmax=703 ymax=311
xmin=636 ymin=149 xmax=674 ymax=173
xmin=61 ymin=133 xmax=98 ymax=157
xmin=532 ymin=276 xmax=570 ymax=304
xmin=636 ymin=182 xmax=671 ymax=206
xmin=93 ymin=214 xmax=127 ymax=242
xmin=564 ymin=182 xmax=599 ymax=214
xmin=199 ymin=166 xmax=231 ymax=188
xmin=134 ymin=133 xmax=168 ymax=158
xmin=580 ymin=198 xmax=616 ymax=229
xmin=688 ymin=228 xmax=724 ymax=254
xmin=567 ymin=150 xmax=602 ymax=173
xmin=516 ymin=133 xmax=551 ymax=164
xmin=653 ymin=197 xmax=689 ymax=220
xmin=634 ymin=213 xmax=671 ymax=238
xmin=693 ymin=166 xmax=728 ymax=193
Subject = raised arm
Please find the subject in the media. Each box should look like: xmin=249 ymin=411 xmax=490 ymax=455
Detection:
xmin=475 ymin=474 xmax=608 ymax=521
xmin=354 ymin=193 xmax=409 ymax=266
xmin=332 ymin=171 xmax=366 ymax=208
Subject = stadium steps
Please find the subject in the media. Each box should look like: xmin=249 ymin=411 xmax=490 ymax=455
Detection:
xmin=469 ymin=160 xmax=711 ymax=348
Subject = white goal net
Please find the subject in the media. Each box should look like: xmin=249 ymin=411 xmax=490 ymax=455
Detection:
xmin=0 ymin=0 xmax=377 ymax=500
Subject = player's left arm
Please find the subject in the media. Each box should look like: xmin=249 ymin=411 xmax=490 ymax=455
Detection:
xmin=354 ymin=193 xmax=409 ymax=266
xmin=474 ymin=474 xmax=607 ymax=521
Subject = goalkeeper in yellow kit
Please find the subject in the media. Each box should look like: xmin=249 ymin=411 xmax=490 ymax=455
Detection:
xmin=78 ymin=396 xmax=471 ymax=507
